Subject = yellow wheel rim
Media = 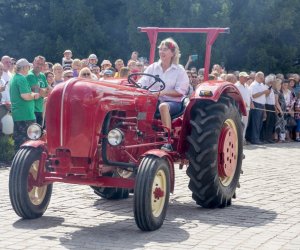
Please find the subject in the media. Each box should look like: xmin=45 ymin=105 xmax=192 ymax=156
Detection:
xmin=28 ymin=160 xmax=47 ymax=206
xmin=218 ymin=119 xmax=238 ymax=186
xmin=151 ymin=169 xmax=167 ymax=217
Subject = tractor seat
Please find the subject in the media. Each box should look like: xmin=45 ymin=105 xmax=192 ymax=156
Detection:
xmin=154 ymin=97 xmax=190 ymax=120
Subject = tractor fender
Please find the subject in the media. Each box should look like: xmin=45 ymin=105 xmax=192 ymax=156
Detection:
xmin=177 ymin=80 xmax=247 ymax=153
xmin=192 ymin=80 xmax=247 ymax=115
xmin=20 ymin=140 xmax=48 ymax=152
xmin=141 ymin=149 xmax=175 ymax=193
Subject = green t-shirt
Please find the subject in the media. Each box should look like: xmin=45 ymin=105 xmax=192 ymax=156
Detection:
xmin=9 ymin=73 xmax=35 ymax=121
xmin=26 ymin=70 xmax=48 ymax=112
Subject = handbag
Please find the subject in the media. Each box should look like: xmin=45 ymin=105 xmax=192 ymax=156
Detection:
xmin=286 ymin=115 xmax=297 ymax=128
xmin=1 ymin=113 xmax=14 ymax=135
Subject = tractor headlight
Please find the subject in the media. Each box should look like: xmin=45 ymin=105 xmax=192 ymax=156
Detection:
xmin=27 ymin=123 xmax=43 ymax=140
xmin=107 ymin=128 xmax=124 ymax=146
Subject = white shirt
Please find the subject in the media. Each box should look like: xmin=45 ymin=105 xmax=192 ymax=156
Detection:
xmin=235 ymin=81 xmax=251 ymax=109
xmin=139 ymin=61 xmax=189 ymax=102
xmin=1 ymin=71 xmax=11 ymax=102
xmin=283 ymin=89 xmax=291 ymax=107
xmin=265 ymin=88 xmax=275 ymax=105
xmin=249 ymin=81 xmax=267 ymax=105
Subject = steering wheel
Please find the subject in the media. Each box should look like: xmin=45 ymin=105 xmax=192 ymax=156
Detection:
xmin=128 ymin=73 xmax=165 ymax=92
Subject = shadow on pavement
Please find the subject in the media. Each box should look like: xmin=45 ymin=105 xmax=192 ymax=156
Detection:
xmin=167 ymin=202 xmax=277 ymax=227
xmin=13 ymin=216 xmax=64 ymax=230
xmin=57 ymin=218 xmax=189 ymax=249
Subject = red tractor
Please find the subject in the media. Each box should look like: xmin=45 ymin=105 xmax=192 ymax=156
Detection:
xmin=9 ymin=27 xmax=246 ymax=231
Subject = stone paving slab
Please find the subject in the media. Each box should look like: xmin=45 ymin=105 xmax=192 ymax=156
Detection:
xmin=0 ymin=142 xmax=299 ymax=249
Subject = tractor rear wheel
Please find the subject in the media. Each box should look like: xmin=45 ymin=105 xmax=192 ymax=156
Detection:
xmin=186 ymin=96 xmax=243 ymax=208
xmin=9 ymin=147 xmax=52 ymax=219
xmin=134 ymin=155 xmax=170 ymax=231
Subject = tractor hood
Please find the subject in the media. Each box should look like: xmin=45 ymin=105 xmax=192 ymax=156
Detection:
xmin=45 ymin=78 xmax=155 ymax=157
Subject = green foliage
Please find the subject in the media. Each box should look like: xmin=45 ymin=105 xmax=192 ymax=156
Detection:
xmin=0 ymin=135 xmax=15 ymax=163
xmin=0 ymin=0 xmax=299 ymax=73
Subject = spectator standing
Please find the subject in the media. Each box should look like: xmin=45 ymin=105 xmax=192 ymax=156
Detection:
xmin=282 ymin=79 xmax=295 ymax=141
xmin=91 ymin=65 xmax=101 ymax=79
xmin=63 ymin=70 xmax=74 ymax=81
xmin=88 ymin=54 xmax=98 ymax=69
xmin=0 ymin=62 xmax=10 ymax=127
xmin=1 ymin=56 xmax=12 ymax=103
xmin=100 ymin=60 xmax=112 ymax=74
xmin=52 ymin=63 xmax=64 ymax=86
xmin=292 ymin=74 xmax=300 ymax=96
xmin=119 ymin=67 xmax=130 ymax=78
xmin=71 ymin=59 xmax=82 ymax=77
xmin=45 ymin=71 xmax=55 ymax=87
xmin=62 ymin=50 xmax=73 ymax=69
xmin=225 ymin=73 xmax=237 ymax=84
xmin=114 ymin=59 xmax=124 ymax=77
xmin=235 ymin=72 xmax=251 ymax=143
xmin=261 ymin=74 xmax=276 ymax=143
xmin=26 ymin=56 xmax=50 ymax=126
xmin=10 ymin=59 xmax=40 ymax=152
xmin=246 ymin=71 xmax=270 ymax=145
xmin=293 ymin=92 xmax=300 ymax=141
xmin=79 ymin=67 xmax=92 ymax=79
xmin=128 ymin=51 xmax=139 ymax=64
xmin=274 ymin=79 xmax=287 ymax=142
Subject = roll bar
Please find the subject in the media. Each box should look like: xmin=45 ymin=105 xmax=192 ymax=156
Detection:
xmin=138 ymin=27 xmax=230 ymax=81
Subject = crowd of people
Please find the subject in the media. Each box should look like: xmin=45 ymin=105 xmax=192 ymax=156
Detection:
xmin=1 ymin=45 xmax=300 ymax=154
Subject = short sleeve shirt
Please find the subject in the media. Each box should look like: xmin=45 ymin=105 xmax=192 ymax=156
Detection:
xmin=249 ymin=81 xmax=267 ymax=105
xmin=139 ymin=61 xmax=189 ymax=102
xmin=235 ymin=81 xmax=251 ymax=108
xmin=9 ymin=73 xmax=35 ymax=121
xmin=26 ymin=70 xmax=48 ymax=112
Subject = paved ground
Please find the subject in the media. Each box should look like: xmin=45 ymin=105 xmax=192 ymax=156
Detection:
xmin=0 ymin=142 xmax=300 ymax=250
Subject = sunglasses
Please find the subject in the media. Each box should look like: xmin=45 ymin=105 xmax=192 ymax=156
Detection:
xmin=82 ymin=73 xmax=90 ymax=77
xmin=65 ymin=75 xmax=73 ymax=78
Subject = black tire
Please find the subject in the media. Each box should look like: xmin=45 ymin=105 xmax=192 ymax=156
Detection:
xmin=91 ymin=186 xmax=129 ymax=199
xmin=134 ymin=155 xmax=170 ymax=231
xmin=186 ymin=96 xmax=243 ymax=208
xmin=91 ymin=172 xmax=129 ymax=199
xmin=9 ymin=147 xmax=53 ymax=219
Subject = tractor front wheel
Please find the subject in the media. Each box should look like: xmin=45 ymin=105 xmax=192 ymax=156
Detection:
xmin=187 ymin=96 xmax=243 ymax=208
xmin=134 ymin=155 xmax=170 ymax=231
xmin=9 ymin=147 xmax=52 ymax=219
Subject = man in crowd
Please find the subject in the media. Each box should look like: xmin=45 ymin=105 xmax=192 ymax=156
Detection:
xmin=1 ymin=56 xmax=12 ymax=103
xmin=246 ymin=71 xmax=270 ymax=145
xmin=10 ymin=59 xmax=40 ymax=152
xmin=261 ymin=74 xmax=276 ymax=143
xmin=235 ymin=72 xmax=252 ymax=143
xmin=26 ymin=56 xmax=50 ymax=126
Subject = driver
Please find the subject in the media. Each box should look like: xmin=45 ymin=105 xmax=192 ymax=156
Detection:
xmin=138 ymin=38 xmax=189 ymax=151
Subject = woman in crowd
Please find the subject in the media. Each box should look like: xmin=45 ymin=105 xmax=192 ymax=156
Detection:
xmin=274 ymin=79 xmax=286 ymax=142
xmin=138 ymin=37 xmax=189 ymax=151
xmin=282 ymin=79 xmax=296 ymax=141
xmin=72 ymin=59 xmax=82 ymax=77
xmin=45 ymin=71 xmax=55 ymax=88
xmin=293 ymin=92 xmax=300 ymax=142
xmin=52 ymin=63 xmax=64 ymax=86
xmin=79 ymin=67 xmax=92 ymax=79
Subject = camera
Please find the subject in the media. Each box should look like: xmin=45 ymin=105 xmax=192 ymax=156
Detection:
xmin=191 ymin=55 xmax=198 ymax=61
